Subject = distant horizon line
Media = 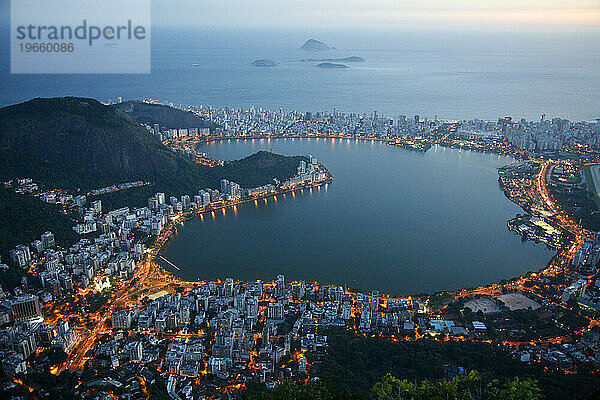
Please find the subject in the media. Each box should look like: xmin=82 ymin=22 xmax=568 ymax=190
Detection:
xmin=2 ymin=97 xmax=599 ymax=124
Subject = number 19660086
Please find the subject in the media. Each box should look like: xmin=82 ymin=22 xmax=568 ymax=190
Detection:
xmin=20 ymin=42 xmax=74 ymax=52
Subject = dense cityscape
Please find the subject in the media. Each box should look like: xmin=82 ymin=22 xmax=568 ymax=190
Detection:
xmin=0 ymin=97 xmax=599 ymax=399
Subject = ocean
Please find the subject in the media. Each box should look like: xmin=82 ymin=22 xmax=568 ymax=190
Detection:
xmin=1 ymin=26 xmax=599 ymax=121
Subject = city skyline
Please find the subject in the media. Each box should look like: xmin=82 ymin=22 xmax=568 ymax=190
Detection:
xmin=1 ymin=1 xmax=599 ymax=398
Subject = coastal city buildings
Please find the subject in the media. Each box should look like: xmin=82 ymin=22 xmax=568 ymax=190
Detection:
xmin=138 ymin=100 xmax=600 ymax=157
xmin=2 ymin=102 xmax=600 ymax=398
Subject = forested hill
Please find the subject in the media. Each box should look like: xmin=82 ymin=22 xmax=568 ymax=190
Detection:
xmin=0 ymin=97 xmax=188 ymax=191
xmin=95 ymin=150 xmax=307 ymax=210
xmin=0 ymin=97 xmax=307 ymax=273
xmin=112 ymin=100 xmax=220 ymax=133
xmin=0 ymin=98 xmax=303 ymax=202
xmin=0 ymin=187 xmax=79 ymax=286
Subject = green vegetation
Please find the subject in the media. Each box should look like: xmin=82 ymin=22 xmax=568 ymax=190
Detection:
xmin=316 ymin=330 xmax=600 ymax=400
xmin=113 ymin=100 xmax=219 ymax=132
xmin=243 ymin=373 xmax=543 ymax=400
xmin=372 ymin=372 xmax=541 ymax=400
xmin=0 ymin=97 xmax=307 ymax=288
xmin=220 ymin=150 xmax=307 ymax=188
xmin=0 ymin=98 xmax=306 ymax=210
xmin=247 ymin=331 xmax=597 ymax=399
xmin=0 ymin=97 xmax=185 ymax=191
xmin=442 ymin=295 xmax=588 ymax=342
xmin=461 ymin=306 xmax=588 ymax=342
xmin=84 ymin=292 xmax=110 ymax=313
xmin=551 ymin=166 xmax=600 ymax=231
xmin=243 ymin=379 xmax=336 ymax=400
xmin=0 ymin=187 xmax=79 ymax=289
xmin=583 ymin=165 xmax=600 ymax=211
xmin=0 ymin=188 xmax=78 ymax=258
xmin=426 ymin=291 xmax=456 ymax=311
xmin=96 ymin=150 xmax=307 ymax=210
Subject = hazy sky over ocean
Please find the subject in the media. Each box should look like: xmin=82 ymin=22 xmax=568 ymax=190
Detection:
xmin=0 ymin=1 xmax=597 ymax=31
xmin=154 ymin=0 xmax=600 ymax=30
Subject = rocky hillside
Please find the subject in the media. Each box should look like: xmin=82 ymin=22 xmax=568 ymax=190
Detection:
xmin=0 ymin=97 xmax=306 ymax=208
xmin=0 ymin=97 xmax=188 ymax=190
xmin=113 ymin=100 xmax=219 ymax=133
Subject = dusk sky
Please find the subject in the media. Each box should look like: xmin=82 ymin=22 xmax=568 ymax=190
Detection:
xmin=1 ymin=1 xmax=598 ymax=31
xmin=154 ymin=0 xmax=600 ymax=30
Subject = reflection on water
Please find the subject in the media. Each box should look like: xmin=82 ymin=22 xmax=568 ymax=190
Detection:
xmin=162 ymin=139 xmax=552 ymax=294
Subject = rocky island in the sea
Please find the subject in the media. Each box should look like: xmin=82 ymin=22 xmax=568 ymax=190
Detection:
xmin=301 ymin=38 xmax=329 ymax=51
xmin=300 ymin=56 xmax=365 ymax=63
xmin=316 ymin=62 xmax=349 ymax=69
xmin=251 ymin=59 xmax=279 ymax=67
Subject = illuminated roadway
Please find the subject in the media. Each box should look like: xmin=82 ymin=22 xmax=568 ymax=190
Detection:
xmin=58 ymin=254 xmax=198 ymax=373
xmin=56 ymin=156 xmax=597 ymax=373
xmin=450 ymin=159 xmax=599 ymax=345
xmin=58 ymin=171 xmax=332 ymax=373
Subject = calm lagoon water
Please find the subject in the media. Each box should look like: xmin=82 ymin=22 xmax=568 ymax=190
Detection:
xmin=0 ymin=23 xmax=581 ymax=293
xmin=161 ymin=139 xmax=552 ymax=294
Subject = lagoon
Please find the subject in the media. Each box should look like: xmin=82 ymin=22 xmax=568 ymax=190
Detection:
xmin=161 ymin=138 xmax=552 ymax=294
